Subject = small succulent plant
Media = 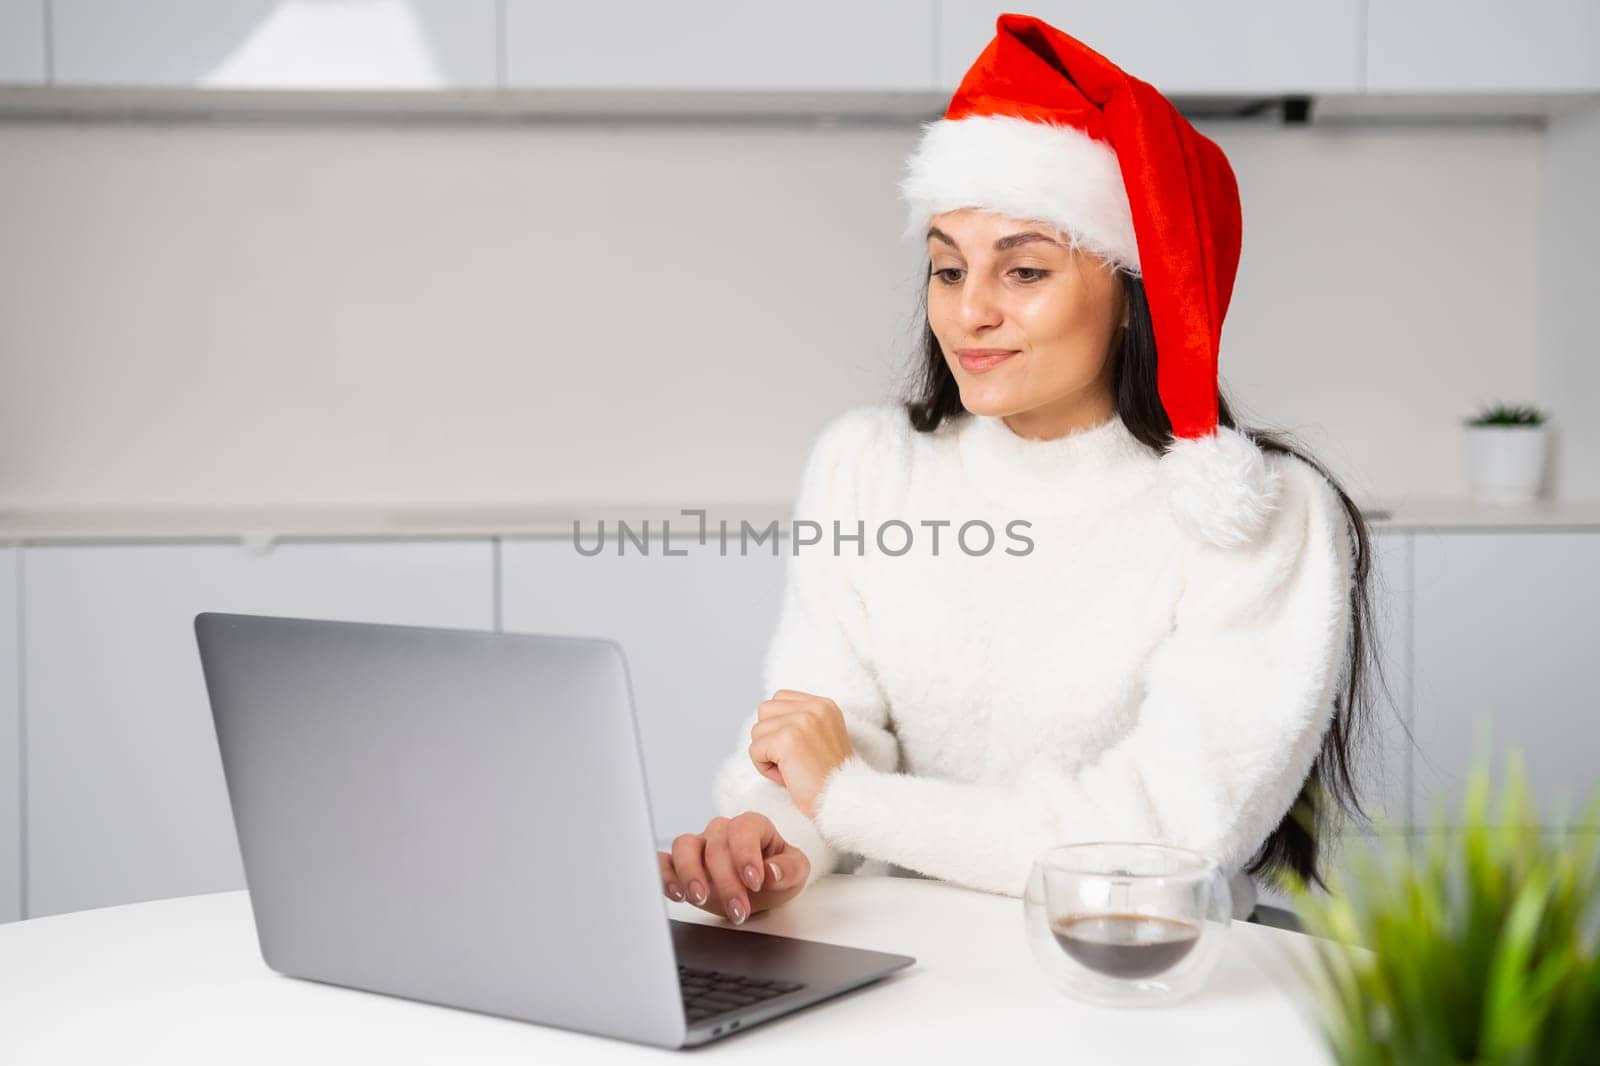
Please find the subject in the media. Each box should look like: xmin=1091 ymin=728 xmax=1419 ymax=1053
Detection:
xmin=1283 ymin=755 xmax=1600 ymax=1065
xmin=1465 ymin=403 xmax=1548 ymax=427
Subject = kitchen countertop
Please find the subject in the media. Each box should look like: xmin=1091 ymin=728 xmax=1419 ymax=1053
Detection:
xmin=2 ymin=496 xmax=1599 ymax=545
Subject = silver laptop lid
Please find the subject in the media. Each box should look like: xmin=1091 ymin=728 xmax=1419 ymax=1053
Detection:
xmin=194 ymin=612 xmax=687 ymax=1049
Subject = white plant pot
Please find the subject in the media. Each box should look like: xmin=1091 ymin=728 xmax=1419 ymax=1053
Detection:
xmin=1463 ymin=424 xmax=1548 ymax=504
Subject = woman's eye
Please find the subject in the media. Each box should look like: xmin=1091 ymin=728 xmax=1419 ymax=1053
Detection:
xmin=930 ymin=266 xmax=1049 ymax=284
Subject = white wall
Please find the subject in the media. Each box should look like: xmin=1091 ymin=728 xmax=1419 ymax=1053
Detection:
xmin=0 ymin=116 xmax=1552 ymax=511
xmin=1539 ymin=102 xmax=1600 ymax=500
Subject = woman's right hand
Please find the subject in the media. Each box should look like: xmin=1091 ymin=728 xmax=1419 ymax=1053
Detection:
xmin=658 ymin=812 xmax=811 ymax=925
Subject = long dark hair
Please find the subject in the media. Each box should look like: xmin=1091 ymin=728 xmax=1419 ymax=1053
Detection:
xmin=901 ymin=268 xmax=1390 ymax=890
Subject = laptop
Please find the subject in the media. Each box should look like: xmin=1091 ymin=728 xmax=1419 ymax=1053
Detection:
xmin=193 ymin=611 xmax=914 ymax=1049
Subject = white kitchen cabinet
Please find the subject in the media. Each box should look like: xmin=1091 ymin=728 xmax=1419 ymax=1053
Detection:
xmin=1323 ymin=831 xmax=1411 ymax=900
xmin=500 ymin=532 xmax=788 ymax=850
xmin=50 ymin=0 xmax=497 ymax=89
xmin=22 ymin=539 xmax=494 ymax=918
xmin=0 ymin=548 xmax=18 ymax=923
xmin=0 ymin=0 xmax=45 ymax=84
xmin=504 ymin=0 xmax=938 ymax=92
xmin=1410 ymin=531 xmax=1600 ymax=826
xmin=1359 ymin=531 xmax=1414 ymax=830
xmin=1367 ymin=0 xmax=1600 ymax=92
xmin=936 ymin=1 xmax=1364 ymax=94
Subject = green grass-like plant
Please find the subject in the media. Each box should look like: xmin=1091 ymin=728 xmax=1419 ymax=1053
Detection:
xmin=1284 ymin=756 xmax=1600 ymax=1065
xmin=1464 ymin=403 xmax=1547 ymax=426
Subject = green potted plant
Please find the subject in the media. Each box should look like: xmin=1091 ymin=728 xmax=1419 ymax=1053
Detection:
xmin=1284 ymin=757 xmax=1600 ymax=1064
xmin=1462 ymin=403 xmax=1550 ymax=504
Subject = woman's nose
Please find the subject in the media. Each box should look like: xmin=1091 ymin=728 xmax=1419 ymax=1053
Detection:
xmin=956 ymin=275 xmax=1004 ymax=331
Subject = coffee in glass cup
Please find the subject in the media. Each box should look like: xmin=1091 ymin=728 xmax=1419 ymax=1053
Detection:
xmin=1023 ymin=842 xmax=1232 ymax=1007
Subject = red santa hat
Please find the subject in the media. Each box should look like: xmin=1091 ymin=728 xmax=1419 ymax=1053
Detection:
xmin=901 ymin=12 xmax=1281 ymax=549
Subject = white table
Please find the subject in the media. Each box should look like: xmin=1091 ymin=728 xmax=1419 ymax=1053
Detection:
xmin=0 ymin=875 xmax=1334 ymax=1064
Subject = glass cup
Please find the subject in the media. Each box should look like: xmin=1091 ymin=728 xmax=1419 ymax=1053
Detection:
xmin=1023 ymin=842 xmax=1232 ymax=1008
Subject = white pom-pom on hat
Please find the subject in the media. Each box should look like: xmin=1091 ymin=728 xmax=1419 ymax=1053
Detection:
xmin=1162 ymin=425 xmax=1283 ymax=549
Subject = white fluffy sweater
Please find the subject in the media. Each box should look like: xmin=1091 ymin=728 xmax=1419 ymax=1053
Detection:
xmin=712 ymin=403 xmax=1355 ymax=915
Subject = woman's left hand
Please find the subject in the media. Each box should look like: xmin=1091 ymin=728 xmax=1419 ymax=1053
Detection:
xmin=748 ymin=689 xmax=856 ymax=819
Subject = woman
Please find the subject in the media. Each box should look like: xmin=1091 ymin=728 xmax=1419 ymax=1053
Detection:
xmin=657 ymin=14 xmax=1379 ymax=926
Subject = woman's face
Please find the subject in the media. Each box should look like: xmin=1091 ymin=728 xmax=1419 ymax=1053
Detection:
xmin=925 ymin=207 xmax=1127 ymax=438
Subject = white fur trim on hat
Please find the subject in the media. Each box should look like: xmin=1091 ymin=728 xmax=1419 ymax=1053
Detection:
xmin=899 ymin=112 xmax=1141 ymax=275
xmin=1162 ymin=426 xmax=1283 ymax=549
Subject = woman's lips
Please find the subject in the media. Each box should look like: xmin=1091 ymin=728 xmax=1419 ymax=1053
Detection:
xmin=957 ymin=348 xmax=1019 ymax=373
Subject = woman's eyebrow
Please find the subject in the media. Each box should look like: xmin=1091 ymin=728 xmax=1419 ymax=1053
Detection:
xmin=927 ymin=227 xmax=1061 ymax=251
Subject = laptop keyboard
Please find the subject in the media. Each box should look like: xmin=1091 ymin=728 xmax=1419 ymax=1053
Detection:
xmin=678 ymin=964 xmax=807 ymax=1022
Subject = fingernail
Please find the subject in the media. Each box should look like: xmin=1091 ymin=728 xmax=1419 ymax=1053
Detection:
xmin=743 ymin=864 xmax=761 ymax=890
xmin=689 ymin=881 xmax=707 ymax=905
xmin=767 ymin=861 xmax=782 ymax=885
xmin=728 ymin=899 xmax=746 ymax=924
xmin=666 ymin=882 xmax=684 ymax=901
